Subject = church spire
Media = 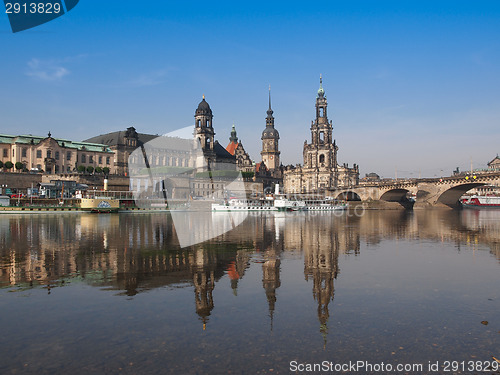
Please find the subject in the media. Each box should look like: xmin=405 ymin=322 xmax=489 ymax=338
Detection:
xmin=268 ymin=85 xmax=272 ymax=110
xmin=266 ymin=85 xmax=274 ymax=121
xmin=229 ymin=123 xmax=238 ymax=143
xmin=317 ymin=74 xmax=325 ymax=98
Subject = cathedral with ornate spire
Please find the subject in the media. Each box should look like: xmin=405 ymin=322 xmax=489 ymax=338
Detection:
xmin=283 ymin=76 xmax=359 ymax=194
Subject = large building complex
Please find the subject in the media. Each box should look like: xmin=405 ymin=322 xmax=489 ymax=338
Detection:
xmin=1 ymin=79 xmax=362 ymax=198
xmin=0 ymin=132 xmax=115 ymax=174
xmin=283 ymin=77 xmax=359 ymax=194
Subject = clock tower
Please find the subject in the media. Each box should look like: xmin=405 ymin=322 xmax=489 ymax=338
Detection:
xmin=261 ymin=86 xmax=280 ymax=174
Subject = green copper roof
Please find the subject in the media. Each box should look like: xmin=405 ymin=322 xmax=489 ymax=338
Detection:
xmin=0 ymin=133 xmax=113 ymax=153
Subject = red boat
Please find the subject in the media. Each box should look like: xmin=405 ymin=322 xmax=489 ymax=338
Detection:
xmin=461 ymin=195 xmax=500 ymax=208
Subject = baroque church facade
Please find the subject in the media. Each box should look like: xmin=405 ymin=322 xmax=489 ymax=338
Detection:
xmin=283 ymin=77 xmax=359 ymax=194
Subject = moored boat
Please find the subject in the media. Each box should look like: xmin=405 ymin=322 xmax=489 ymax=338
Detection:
xmin=212 ymin=197 xmax=277 ymax=211
xmin=303 ymin=198 xmax=347 ymax=211
xmin=461 ymin=195 xmax=500 ymax=208
xmin=79 ymin=196 xmax=120 ymax=213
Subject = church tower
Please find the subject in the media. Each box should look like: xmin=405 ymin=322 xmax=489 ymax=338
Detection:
xmin=304 ymin=75 xmax=338 ymax=171
xmin=261 ymin=86 xmax=280 ymax=173
xmin=194 ymin=95 xmax=216 ymax=165
xmin=283 ymin=76 xmax=359 ymax=194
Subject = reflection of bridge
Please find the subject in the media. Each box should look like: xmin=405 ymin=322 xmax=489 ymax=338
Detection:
xmin=333 ymin=172 xmax=500 ymax=208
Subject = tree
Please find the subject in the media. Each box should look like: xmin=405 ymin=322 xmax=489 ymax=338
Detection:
xmin=0 ymin=161 xmax=3 ymax=169
xmin=4 ymin=161 xmax=13 ymax=171
xmin=86 ymin=166 xmax=94 ymax=174
xmin=102 ymin=167 xmax=110 ymax=175
xmin=77 ymin=165 xmax=86 ymax=173
xmin=95 ymin=166 xmax=103 ymax=174
xmin=15 ymin=162 xmax=23 ymax=172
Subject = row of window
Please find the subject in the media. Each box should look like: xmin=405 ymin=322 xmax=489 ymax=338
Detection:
xmin=0 ymin=148 xmax=112 ymax=165
xmin=193 ymin=183 xmax=223 ymax=189
xmin=130 ymin=155 xmax=189 ymax=167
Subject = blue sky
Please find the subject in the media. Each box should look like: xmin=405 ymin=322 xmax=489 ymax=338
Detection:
xmin=1 ymin=1 xmax=499 ymax=178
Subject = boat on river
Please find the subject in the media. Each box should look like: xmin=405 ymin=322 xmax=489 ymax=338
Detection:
xmin=302 ymin=197 xmax=347 ymax=211
xmin=79 ymin=197 xmax=120 ymax=213
xmin=212 ymin=184 xmax=306 ymax=212
xmin=461 ymin=195 xmax=500 ymax=208
xmin=212 ymin=195 xmax=305 ymax=212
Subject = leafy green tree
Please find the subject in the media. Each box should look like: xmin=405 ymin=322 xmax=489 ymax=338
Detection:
xmin=4 ymin=161 xmax=13 ymax=171
xmin=15 ymin=162 xmax=24 ymax=172
xmin=77 ymin=165 xmax=86 ymax=173
xmin=102 ymin=167 xmax=110 ymax=175
xmin=0 ymin=161 xmax=3 ymax=169
xmin=86 ymin=166 xmax=94 ymax=174
xmin=95 ymin=166 xmax=103 ymax=174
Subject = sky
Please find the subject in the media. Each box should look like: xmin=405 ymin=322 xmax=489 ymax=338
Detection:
xmin=1 ymin=1 xmax=499 ymax=178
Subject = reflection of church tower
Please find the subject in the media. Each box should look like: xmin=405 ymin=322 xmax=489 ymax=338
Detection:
xmin=262 ymin=238 xmax=281 ymax=330
xmin=304 ymin=239 xmax=339 ymax=348
xmin=194 ymin=95 xmax=216 ymax=166
xmin=261 ymin=86 xmax=280 ymax=175
xmin=191 ymin=249 xmax=216 ymax=330
xmin=262 ymin=258 xmax=281 ymax=329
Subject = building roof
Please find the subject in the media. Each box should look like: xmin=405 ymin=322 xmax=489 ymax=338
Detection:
xmin=488 ymin=155 xmax=500 ymax=166
xmin=255 ymin=161 xmax=268 ymax=173
xmin=261 ymin=128 xmax=279 ymax=139
xmin=214 ymin=141 xmax=234 ymax=160
xmin=226 ymin=141 xmax=238 ymax=156
xmin=195 ymin=96 xmax=213 ymax=116
xmin=0 ymin=133 xmax=113 ymax=153
xmin=84 ymin=130 xmax=158 ymax=147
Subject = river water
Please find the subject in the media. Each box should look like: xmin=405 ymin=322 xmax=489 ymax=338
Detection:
xmin=0 ymin=209 xmax=499 ymax=374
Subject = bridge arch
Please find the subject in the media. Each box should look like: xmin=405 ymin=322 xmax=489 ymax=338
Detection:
xmin=437 ymin=183 xmax=485 ymax=207
xmin=379 ymin=188 xmax=410 ymax=202
xmin=335 ymin=191 xmax=361 ymax=201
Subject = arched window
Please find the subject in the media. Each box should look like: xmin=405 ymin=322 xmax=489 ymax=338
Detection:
xmin=319 ymin=154 xmax=325 ymax=164
xmin=319 ymin=132 xmax=324 ymax=142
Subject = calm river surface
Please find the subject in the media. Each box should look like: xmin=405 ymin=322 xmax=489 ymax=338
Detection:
xmin=0 ymin=210 xmax=499 ymax=374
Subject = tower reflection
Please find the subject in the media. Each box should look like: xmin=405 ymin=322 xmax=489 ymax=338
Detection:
xmin=1 ymin=209 xmax=499 ymax=335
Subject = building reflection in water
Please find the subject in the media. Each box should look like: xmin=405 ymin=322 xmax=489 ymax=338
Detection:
xmin=1 ymin=209 xmax=499 ymax=338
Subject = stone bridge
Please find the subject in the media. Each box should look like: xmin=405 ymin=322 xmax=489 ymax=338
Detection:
xmin=331 ymin=172 xmax=500 ymax=208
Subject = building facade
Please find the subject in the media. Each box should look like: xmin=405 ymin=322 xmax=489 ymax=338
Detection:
xmin=488 ymin=155 xmax=500 ymax=172
xmin=0 ymin=132 xmax=115 ymax=174
xmin=123 ymin=97 xmax=250 ymax=200
xmin=283 ymin=77 xmax=359 ymax=194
